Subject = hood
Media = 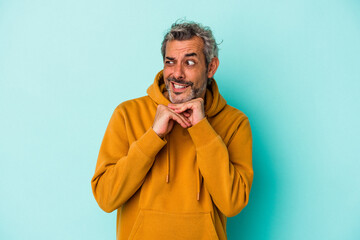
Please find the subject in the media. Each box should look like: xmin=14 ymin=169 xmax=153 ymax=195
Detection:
xmin=147 ymin=70 xmax=227 ymax=117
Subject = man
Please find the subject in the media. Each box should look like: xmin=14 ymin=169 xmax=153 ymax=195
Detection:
xmin=91 ymin=21 xmax=253 ymax=240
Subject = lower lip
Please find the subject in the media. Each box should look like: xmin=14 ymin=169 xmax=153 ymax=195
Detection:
xmin=171 ymin=82 xmax=190 ymax=93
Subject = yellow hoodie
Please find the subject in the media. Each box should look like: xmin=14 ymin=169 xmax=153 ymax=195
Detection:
xmin=91 ymin=71 xmax=253 ymax=240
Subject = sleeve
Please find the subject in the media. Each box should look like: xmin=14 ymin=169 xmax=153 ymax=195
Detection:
xmin=91 ymin=106 xmax=167 ymax=213
xmin=187 ymin=117 xmax=253 ymax=217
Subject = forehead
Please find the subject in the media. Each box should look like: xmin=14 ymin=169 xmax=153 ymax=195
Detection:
xmin=165 ymin=36 xmax=204 ymax=57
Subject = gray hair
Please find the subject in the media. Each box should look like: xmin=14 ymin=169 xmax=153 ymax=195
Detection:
xmin=161 ymin=20 xmax=219 ymax=67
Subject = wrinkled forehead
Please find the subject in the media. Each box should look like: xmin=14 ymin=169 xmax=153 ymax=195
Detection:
xmin=165 ymin=37 xmax=205 ymax=59
xmin=165 ymin=37 xmax=205 ymax=61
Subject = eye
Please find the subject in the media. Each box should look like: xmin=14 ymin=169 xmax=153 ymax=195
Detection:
xmin=165 ymin=60 xmax=174 ymax=65
xmin=186 ymin=60 xmax=195 ymax=66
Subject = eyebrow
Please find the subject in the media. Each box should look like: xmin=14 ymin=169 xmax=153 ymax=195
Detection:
xmin=185 ymin=53 xmax=197 ymax=57
xmin=165 ymin=53 xmax=197 ymax=60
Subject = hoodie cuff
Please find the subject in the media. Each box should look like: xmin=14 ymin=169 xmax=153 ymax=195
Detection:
xmin=187 ymin=118 xmax=218 ymax=148
xmin=135 ymin=128 xmax=167 ymax=159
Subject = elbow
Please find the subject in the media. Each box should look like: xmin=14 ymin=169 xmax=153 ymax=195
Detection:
xmin=92 ymin=190 xmax=120 ymax=213
xmin=220 ymin=200 xmax=248 ymax=217
xmin=91 ymin=178 xmax=120 ymax=213
xmin=98 ymin=200 xmax=118 ymax=213
xmin=219 ymin=189 xmax=251 ymax=217
xmin=222 ymin=172 xmax=253 ymax=217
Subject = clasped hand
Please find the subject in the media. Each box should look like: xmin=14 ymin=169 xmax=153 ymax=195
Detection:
xmin=152 ymin=98 xmax=205 ymax=138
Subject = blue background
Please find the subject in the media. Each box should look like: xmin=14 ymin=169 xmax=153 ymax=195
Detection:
xmin=1 ymin=0 xmax=359 ymax=239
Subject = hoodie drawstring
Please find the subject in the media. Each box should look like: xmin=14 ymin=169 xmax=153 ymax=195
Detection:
xmin=166 ymin=135 xmax=170 ymax=183
xmin=165 ymin=135 xmax=201 ymax=201
xmin=196 ymin=168 xmax=200 ymax=201
xmin=196 ymin=156 xmax=202 ymax=201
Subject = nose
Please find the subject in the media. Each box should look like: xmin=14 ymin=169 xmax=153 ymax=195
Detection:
xmin=173 ymin=62 xmax=185 ymax=80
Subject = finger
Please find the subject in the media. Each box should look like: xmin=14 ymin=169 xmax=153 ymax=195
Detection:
xmin=168 ymin=103 xmax=187 ymax=110
xmin=182 ymin=112 xmax=191 ymax=118
xmin=168 ymin=102 xmax=193 ymax=113
xmin=168 ymin=98 xmax=202 ymax=107
xmin=167 ymin=104 xmax=180 ymax=110
xmin=167 ymin=107 xmax=191 ymax=124
xmin=169 ymin=115 xmax=189 ymax=128
xmin=169 ymin=112 xmax=191 ymax=128
xmin=175 ymin=112 xmax=192 ymax=126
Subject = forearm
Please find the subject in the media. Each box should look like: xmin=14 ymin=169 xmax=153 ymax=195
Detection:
xmin=92 ymin=128 xmax=166 ymax=213
xmin=188 ymin=118 xmax=253 ymax=217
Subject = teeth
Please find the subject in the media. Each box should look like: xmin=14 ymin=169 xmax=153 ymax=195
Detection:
xmin=174 ymin=84 xmax=186 ymax=89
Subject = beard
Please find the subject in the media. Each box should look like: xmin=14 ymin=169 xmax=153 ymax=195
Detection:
xmin=165 ymin=77 xmax=207 ymax=104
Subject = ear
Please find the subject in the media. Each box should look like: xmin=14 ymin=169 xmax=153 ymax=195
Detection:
xmin=207 ymin=57 xmax=220 ymax=78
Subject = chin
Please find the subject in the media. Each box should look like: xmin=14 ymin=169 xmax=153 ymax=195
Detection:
xmin=169 ymin=92 xmax=194 ymax=104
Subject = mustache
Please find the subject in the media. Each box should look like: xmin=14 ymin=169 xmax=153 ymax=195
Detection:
xmin=167 ymin=77 xmax=194 ymax=87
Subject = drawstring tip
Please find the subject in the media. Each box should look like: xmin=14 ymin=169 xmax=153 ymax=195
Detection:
xmin=197 ymin=192 xmax=200 ymax=201
xmin=166 ymin=174 xmax=169 ymax=183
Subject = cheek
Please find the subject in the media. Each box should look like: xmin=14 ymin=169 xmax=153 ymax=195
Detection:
xmin=163 ymin=68 xmax=171 ymax=79
xmin=193 ymin=72 xmax=207 ymax=87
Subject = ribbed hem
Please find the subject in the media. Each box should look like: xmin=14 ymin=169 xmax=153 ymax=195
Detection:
xmin=135 ymin=128 xmax=167 ymax=159
xmin=187 ymin=118 xmax=218 ymax=148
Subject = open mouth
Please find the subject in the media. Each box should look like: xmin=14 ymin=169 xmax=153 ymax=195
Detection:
xmin=171 ymin=81 xmax=190 ymax=93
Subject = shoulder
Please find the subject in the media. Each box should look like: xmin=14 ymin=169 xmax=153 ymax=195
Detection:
xmin=114 ymin=96 xmax=154 ymax=115
xmin=221 ymin=105 xmax=252 ymax=145
xmin=221 ymin=104 xmax=249 ymax=124
xmin=210 ymin=103 xmax=251 ymax=143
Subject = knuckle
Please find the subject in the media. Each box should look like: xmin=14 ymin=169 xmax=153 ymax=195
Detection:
xmin=158 ymin=104 xmax=169 ymax=112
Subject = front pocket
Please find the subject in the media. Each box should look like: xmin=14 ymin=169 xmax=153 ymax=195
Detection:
xmin=128 ymin=209 xmax=219 ymax=240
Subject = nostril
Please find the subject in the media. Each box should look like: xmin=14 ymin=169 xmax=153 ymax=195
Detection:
xmin=173 ymin=72 xmax=185 ymax=80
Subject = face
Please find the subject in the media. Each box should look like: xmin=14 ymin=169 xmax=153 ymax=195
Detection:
xmin=163 ymin=36 xmax=209 ymax=104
